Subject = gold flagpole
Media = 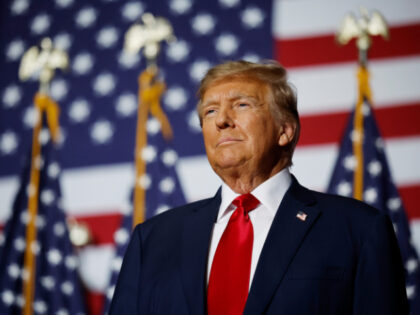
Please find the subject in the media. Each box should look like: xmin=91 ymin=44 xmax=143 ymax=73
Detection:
xmin=336 ymin=7 xmax=389 ymax=200
xmin=18 ymin=38 xmax=68 ymax=315
xmin=124 ymin=13 xmax=175 ymax=227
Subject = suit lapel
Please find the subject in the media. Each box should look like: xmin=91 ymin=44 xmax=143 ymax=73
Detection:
xmin=244 ymin=178 xmax=321 ymax=315
xmin=179 ymin=191 xmax=220 ymax=315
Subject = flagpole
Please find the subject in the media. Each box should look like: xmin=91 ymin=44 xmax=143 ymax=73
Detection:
xmin=124 ymin=13 xmax=175 ymax=227
xmin=336 ymin=7 xmax=389 ymax=200
xmin=18 ymin=37 xmax=67 ymax=315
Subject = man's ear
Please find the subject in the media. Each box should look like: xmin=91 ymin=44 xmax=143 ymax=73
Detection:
xmin=278 ymin=122 xmax=296 ymax=147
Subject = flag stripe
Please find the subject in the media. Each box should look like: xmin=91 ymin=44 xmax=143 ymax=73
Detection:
xmin=276 ymin=23 xmax=420 ymax=68
xmin=299 ymin=102 xmax=420 ymax=146
xmin=273 ymin=0 xmax=420 ymax=39
xmin=287 ymin=56 xmax=420 ymax=115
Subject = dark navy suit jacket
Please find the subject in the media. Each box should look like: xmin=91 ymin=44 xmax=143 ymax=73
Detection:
xmin=109 ymin=177 xmax=409 ymax=314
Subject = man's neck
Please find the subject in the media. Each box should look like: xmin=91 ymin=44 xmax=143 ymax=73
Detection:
xmin=218 ymin=160 xmax=289 ymax=194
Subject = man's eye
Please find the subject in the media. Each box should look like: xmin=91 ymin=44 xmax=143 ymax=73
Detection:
xmin=205 ymin=109 xmax=216 ymax=115
xmin=238 ymin=103 xmax=249 ymax=107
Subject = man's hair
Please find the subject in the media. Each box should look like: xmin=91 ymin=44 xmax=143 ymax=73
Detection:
xmin=197 ymin=60 xmax=300 ymax=165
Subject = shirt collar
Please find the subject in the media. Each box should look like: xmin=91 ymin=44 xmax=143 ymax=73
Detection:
xmin=218 ymin=168 xmax=292 ymax=221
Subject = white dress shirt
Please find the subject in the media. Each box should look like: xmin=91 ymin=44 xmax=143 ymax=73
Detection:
xmin=207 ymin=168 xmax=292 ymax=289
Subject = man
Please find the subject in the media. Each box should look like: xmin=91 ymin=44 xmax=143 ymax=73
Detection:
xmin=109 ymin=61 xmax=408 ymax=314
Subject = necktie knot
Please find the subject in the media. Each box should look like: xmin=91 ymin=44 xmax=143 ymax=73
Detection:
xmin=232 ymin=194 xmax=260 ymax=214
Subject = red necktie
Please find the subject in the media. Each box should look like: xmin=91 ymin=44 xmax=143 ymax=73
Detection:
xmin=207 ymin=194 xmax=260 ymax=315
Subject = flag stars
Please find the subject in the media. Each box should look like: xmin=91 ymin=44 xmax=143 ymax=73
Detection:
xmin=6 ymin=39 xmax=25 ymax=61
xmin=215 ymin=33 xmax=239 ymax=56
xmin=39 ymin=128 xmax=50 ymax=145
xmin=53 ymin=33 xmax=73 ymax=51
xmin=169 ymin=0 xmax=193 ymax=15
xmin=156 ymin=204 xmax=170 ymax=214
xmin=121 ymin=2 xmax=145 ymax=22
xmin=47 ymin=249 xmax=63 ymax=265
xmin=191 ymin=13 xmax=216 ymax=35
xmin=118 ymin=51 xmax=140 ymax=69
xmin=90 ymin=120 xmax=114 ymax=144
xmin=72 ymin=52 xmax=94 ymax=75
xmin=65 ymin=255 xmax=79 ymax=270
xmin=2 ymin=290 xmax=14 ymax=306
xmin=337 ymin=181 xmax=352 ymax=197
xmin=367 ymin=160 xmax=382 ymax=177
xmin=23 ymin=107 xmax=40 ymax=129
xmin=40 ymin=189 xmax=55 ymax=206
xmin=115 ymin=93 xmax=137 ymax=117
xmin=406 ymin=258 xmax=418 ymax=273
xmin=189 ymin=60 xmax=211 ymax=82
xmin=111 ymin=257 xmax=123 ymax=272
xmin=219 ymin=0 xmax=240 ymax=8
xmin=96 ymin=26 xmax=120 ymax=49
xmin=166 ymin=40 xmax=190 ymax=63
xmin=343 ymin=155 xmax=356 ymax=171
xmin=33 ymin=300 xmax=48 ymax=314
xmin=10 ymin=0 xmax=30 ymax=15
xmin=162 ymin=149 xmax=178 ymax=166
xmin=30 ymin=13 xmax=51 ymax=35
xmin=363 ymin=187 xmax=378 ymax=204
xmin=50 ymin=79 xmax=69 ymax=101
xmin=54 ymin=222 xmax=66 ymax=237
xmin=146 ymin=118 xmax=161 ymax=135
xmin=406 ymin=285 xmax=416 ymax=299
xmin=137 ymin=173 xmax=152 ymax=189
xmin=61 ymin=281 xmax=74 ymax=295
xmin=48 ymin=162 xmax=61 ymax=179
xmin=375 ymin=138 xmax=384 ymax=151
xmin=75 ymin=7 xmax=97 ymax=29
xmin=2 ymin=85 xmax=22 ymax=108
xmin=56 ymin=309 xmax=69 ymax=315
xmin=187 ymin=110 xmax=201 ymax=133
xmin=14 ymin=237 xmax=26 ymax=252
xmin=93 ymin=73 xmax=116 ymax=96
xmin=350 ymin=129 xmax=363 ymax=143
xmin=114 ymin=228 xmax=129 ymax=245
xmin=241 ymin=6 xmax=265 ymax=29
xmin=163 ymin=87 xmax=187 ymax=111
xmin=69 ymin=99 xmax=91 ymax=123
xmin=141 ymin=145 xmax=157 ymax=162
xmin=8 ymin=264 xmax=20 ymax=279
xmin=15 ymin=294 xmax=24 ymax=308
xmin=159 ymin=177 xmax=176 ymax=194
xmin=0 ymin=131 xmax=19 ymax=155
xmin=387 ymin=197 xmax=401 ymax=212
xmin=55 ymin=0 xmax=74 ymax=8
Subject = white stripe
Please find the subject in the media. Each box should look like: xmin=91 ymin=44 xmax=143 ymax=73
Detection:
xmin=410 ymin=219 xmax=420 ymax=256
xmin=289 ymin=56 xmax=420 ymax=116
xmin=273 ymin=0 xmax=420 ymax=39
xmin=0 ymin=136 xmax=419 ymax=222
xmin=78 ymin=244 xmax=114 ymax=292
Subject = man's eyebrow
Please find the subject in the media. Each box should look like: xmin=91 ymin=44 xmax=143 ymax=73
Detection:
xmin=202 ymin=93 xmax=258 ymax=107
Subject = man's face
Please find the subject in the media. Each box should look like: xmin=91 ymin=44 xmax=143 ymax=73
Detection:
xmin=201 ymin=78 xmax=285 ymax=178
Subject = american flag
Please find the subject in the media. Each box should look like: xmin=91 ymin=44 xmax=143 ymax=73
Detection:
xmin=0 ymin=119 xmax=86 ymax=314
xmin=327 ymin=96 xmax=420 ymax=312
xmin=1 ymin=0 xmax=419 ymax=314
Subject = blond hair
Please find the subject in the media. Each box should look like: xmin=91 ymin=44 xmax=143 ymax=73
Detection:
xmin=197 ymin=60 xmax=300 ymax=165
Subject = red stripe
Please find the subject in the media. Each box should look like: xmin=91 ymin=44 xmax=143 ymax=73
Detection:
xmin=275 ymin=23 xmax=420 ymax=68
xmin=399 ymin=184 xmax=420 ymax=221
xmin=298 ymin=102 xmax=420 ymax=146
xmin=70 ymin=212 xmax=123 ymax=245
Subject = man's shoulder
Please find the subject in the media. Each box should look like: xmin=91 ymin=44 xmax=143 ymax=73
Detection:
xmin=135 ymin=195 xmax=218 ymax=236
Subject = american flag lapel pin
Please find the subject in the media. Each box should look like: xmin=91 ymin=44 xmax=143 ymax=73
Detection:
xmin=296 ymin=211 xmax=307 ymax=222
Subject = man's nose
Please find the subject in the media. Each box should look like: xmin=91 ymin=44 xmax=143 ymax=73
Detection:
xmin=215 ymin=107 xmax=233 ymax=129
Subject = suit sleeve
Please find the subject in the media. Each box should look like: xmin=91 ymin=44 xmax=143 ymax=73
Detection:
xmin=108 ymin=225 xmax=142 ymax=315
xmin=353 ymin=213 xmax=409 ymax=314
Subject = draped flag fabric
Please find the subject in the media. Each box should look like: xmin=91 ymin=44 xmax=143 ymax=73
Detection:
xmin=102 ymin=112 xmax=187 ymax=313
xmin=327 ymin=98 xmax=420 ymax=312
xmin=0 ymin=118 xmax=87 ymax=314
xmin=1 ymin=0 xmax=420 ymax=314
